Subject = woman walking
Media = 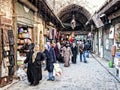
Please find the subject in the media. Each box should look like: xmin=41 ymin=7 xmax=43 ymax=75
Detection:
xmin=24 ymin=45 xmax=44 ymax=86
xmin=62 ymin=43 xmax=73 ymax=67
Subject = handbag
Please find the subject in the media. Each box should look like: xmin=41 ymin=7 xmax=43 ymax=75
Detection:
xmin=53 ymin=63 xmax=62 ymax=77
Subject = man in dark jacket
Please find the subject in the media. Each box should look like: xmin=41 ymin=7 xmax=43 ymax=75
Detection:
xmin=71 ymin=43 xmax=78 ymax=63
xmin=21 ymin=38 xmax=35 ymax=55
xmin=43 ymin=43 xmax=56 ymax=81
xmin=85 ymin=40 xmax=91 ymax=58
xmin=79 ymin=40 xmax=87 ymax=63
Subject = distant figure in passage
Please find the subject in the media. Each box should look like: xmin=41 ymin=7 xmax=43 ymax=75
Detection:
xmin=79 ymin=40 xmax=87 ymax=63
xmin=62 ymin=43 xmax=73 ymax=67
xmin=71 ymin=43 xmax=78 ymax=64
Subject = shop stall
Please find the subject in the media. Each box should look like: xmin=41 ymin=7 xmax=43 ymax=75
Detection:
xmin=15 ymin=2 xmax=34 ymax=80
xmin=0 ymin=17 xmax=15 ymax=87
xmin=114 ymin=23 xmax=120 ymax=78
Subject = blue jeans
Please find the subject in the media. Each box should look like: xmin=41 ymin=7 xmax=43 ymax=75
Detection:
xmin=48 ymin=72 xmax=54 ymax=80
xmin=86 ymin=50 xmax=90 ymax=57
xmin=80 ymin=52 xmax=86 ymax=62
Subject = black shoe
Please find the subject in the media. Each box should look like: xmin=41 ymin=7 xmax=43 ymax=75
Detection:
xmin=86 ymin=56 xmax=89 ymax=58
xmin=84 ymin=61 xmax=87 ymax=63
xmin=51 ymin=79 xmax=55 ymax=81
xmin=51 ymin=77 xmax=55 ymax=81
xmin=33 ymin=81 xmax=39 ymax=86
xmin=47 ymin=79 xmax=52 ymax=81
xmin=73 ymin=62 xmax=76 ymax=64
xmin=47 ymin=77 xmax=55 ymax=81
xmin=29 ymin=82 xmax=33 ymax=86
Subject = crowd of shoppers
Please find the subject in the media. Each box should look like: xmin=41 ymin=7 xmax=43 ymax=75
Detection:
xmin=22 ymin=39 xmax=91 ymax=86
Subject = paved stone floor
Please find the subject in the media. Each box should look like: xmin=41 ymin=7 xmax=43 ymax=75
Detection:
xmin=3 ymin=54 xmax=120 ymax=90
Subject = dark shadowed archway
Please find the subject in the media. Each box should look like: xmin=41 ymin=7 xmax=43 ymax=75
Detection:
xmin=58 ymin=4 xmax=91 ymax=34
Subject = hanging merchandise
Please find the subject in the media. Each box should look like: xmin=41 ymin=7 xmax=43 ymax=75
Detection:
xmin=0 ymin=29 xmax=14 ymax=87
xmin=7 ymin=30 xmax=15 ymax=81
xmin=49 ymin=29 xmax=52 ymax=40
xmin=8 ymin=31 xmax=14 ymax=46
xmin=1 ymin=29 xmax=6 ymax=68
xmin=52 ymin=29 xmax=54 ymax=40
xmin=46 ymin=29 xmax=50 ymax=38
xmin=0 ymin=29 xmax=2 ymax=66
xmin=69 ymin=36 xmax=73 ymax=42
xmin=54 ymin=29 xmax=57 ymax=39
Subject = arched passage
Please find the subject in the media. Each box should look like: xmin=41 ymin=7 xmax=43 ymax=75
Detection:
xmin=58 ymin=4 xmax=91 ymax=34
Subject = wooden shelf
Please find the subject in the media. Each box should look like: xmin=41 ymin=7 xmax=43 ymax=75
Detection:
xmin=17 ymin=28 xmax=30 ymax=54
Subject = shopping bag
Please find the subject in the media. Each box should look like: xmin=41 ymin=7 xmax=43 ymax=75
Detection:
xmin=16 ymin=67 xmax=27 ymax=80
xmin=53 ymin=63 xmax=62 ymax=77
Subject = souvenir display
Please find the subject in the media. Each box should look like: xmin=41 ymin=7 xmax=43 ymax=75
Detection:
xmin=8 ymin=30 xmax=14 ymax=45
xmin=0 ymin=29 xmax=15 ymax=87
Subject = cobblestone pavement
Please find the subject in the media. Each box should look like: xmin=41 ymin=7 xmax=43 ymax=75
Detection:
xmin=4 ymin=54 xmax=120 ymax=90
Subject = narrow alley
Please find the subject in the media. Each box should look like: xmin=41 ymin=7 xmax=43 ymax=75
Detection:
xmin=4 ymin=54 xmax=120 ymax=90
xmin=0 ymin=0 xmax=120 ymax=90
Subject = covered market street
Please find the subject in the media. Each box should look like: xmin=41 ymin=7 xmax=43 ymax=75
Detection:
xmin=0 ymin=0 xmax=120 ymax=90
xmin=3 ymin=54 xmax=120 ymax=90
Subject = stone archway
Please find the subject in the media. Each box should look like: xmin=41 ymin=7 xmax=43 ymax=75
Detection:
xmin=58 ymin=4 xmax=91 ymax=34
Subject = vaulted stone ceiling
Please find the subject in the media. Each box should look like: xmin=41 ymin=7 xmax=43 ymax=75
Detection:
xmin=46 ymin=0 xmax=108 ymax=32
xmin=46 ymin=0 xmax=108 ymax=15
xmin=58 ymin=4 xmax=91 ymax=31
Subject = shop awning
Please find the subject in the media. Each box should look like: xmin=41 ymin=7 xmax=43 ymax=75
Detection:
xmin=91 ymin=0 xmax=120 ymax=28
xmin=97 ymin=0 xmax=120 ymax=16
xmin=92 ymin=13 xmax=104 ymax=28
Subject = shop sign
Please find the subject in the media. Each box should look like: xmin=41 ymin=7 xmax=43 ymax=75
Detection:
xmin=109 ymin=26 xmax=114 ymax=39
xmin=92 ymin=14 xmax=104 ymax=28
xmin=0 ymin=17 xmax=12 ymax=26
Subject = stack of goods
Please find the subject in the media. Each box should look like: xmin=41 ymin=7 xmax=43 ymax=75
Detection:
xmin=114 ymin=52 xmax=120 ymax=67
xmin=17 ymin=27 xmax=29 ymax=51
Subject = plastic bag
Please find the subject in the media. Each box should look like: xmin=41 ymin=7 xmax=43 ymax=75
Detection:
xmin=17 ymin=67 xmax=27 ymax=80
xmin=53 ymin=63 xmax=62 ymax=77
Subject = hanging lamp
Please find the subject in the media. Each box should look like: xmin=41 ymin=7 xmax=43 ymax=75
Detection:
xmin=71 ymin=14 xmax=76 ymax=30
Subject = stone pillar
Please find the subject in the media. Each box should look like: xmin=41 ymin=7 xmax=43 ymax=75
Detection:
xmin=34 ymin=12 xmax=38 ymax=44
xmin=12 ymin=0 xmax=17 ymax=77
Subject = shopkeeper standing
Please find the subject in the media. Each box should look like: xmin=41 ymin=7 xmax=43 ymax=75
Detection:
xmin=21 ymin=38 xmax=35 ymax=55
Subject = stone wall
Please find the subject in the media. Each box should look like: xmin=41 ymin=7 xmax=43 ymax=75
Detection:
xmin=0 ymin=0 xmax=13 ymax=77
xmin=0 ymin=0 xmax=13 ymax=18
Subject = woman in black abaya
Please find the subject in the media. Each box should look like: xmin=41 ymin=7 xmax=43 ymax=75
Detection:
xmin=24 ymin=45 xmax=44 ymax=86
